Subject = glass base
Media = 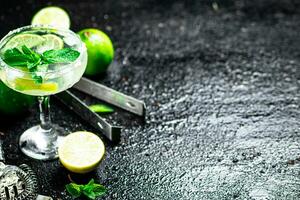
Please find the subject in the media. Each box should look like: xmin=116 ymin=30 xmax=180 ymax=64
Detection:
xmin=19 ymin=124 xmax=67 ymax=160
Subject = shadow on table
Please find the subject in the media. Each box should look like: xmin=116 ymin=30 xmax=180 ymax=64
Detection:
xmin=0 ymin=112 xmax=31 ymax=127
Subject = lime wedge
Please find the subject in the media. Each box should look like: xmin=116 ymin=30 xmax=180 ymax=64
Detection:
xmin=36 ymin=34 xmax=64 ymax=53
xmin=58 ymin=131 xmax=105 ymax=174
xmin=14 ymin=78 xmax=58 ymax=92
xmin=39 ymin=82 xmax=59 ymax=91
xmin=31 ymin=6 xmax=70 ymax=29
xmin=3 ymin=33 xmax=45 ymax=51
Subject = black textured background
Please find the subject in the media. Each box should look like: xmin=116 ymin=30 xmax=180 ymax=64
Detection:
xmin=0 ymin=0 xmax=300 ymax=199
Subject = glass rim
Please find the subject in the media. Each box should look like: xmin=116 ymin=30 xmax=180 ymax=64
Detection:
xmin=0 ymin=24 xmax=86 ymax=77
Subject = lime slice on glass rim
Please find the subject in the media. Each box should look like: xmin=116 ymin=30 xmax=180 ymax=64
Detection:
xmin=31 ymin=6 xmax=70 ymax=29
xmin=36 ymin=34 xmax=64 ymax=53
xmin=58 ymin=131 xmax=105 ymax=174
xmin=3 ymin=33 xmax=63 ymax=53
xmin=2 ymin=33 xmax=45 ymax=52
xmin=42 ymin=34 xmax=64 ymax=49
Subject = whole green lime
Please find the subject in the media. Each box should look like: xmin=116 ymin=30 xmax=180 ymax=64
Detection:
xmin=0 ymin=81 xmax=35 ymax=116
xmin=78 ymin=28 xmax=114 ymax=76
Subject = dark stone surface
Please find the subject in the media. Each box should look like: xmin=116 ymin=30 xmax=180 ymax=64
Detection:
xmin=0 ymin=0 xmax=300 ymax=199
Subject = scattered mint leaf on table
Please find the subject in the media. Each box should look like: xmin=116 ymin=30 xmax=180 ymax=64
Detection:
xmin=65 ymin=183 xmax=81 ymax=198
xmin=89 ymin=104 xmax=114 ymax=113
xmin=2 ymin=45 xmax=80 ymax=83
xmin=66 ymin=179 xmax=107 ymax=199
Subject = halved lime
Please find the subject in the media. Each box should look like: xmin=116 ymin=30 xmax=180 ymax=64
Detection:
xmin=31 ymin=6 xmax=70 ymax=29
xmin=36 ymin=34 xmax=64 ymax=53
xmin=58 ymin=131 xmax=105 ymax=174
xmin=3 ymin=33 xmax=45 ymax=51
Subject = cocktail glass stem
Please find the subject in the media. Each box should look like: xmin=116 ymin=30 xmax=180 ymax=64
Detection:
xmin=38 ymin=96 xmax=52 ymax=131
xmin=19 ymin=96 xmax=67 ymax=160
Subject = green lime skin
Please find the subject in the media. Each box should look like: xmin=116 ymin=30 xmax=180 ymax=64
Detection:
xmin=0 ymin=81 xmax=35 ymax=116
xmin=78 ymin=29 xmax=114 ymax=76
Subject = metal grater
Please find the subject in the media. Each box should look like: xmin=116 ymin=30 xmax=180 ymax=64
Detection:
xmin=0 ymin=140 xmax=52 ymax=200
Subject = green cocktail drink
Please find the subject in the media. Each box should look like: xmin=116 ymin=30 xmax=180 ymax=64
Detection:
xmin=0 ymin=25 xmax=87 ymax=160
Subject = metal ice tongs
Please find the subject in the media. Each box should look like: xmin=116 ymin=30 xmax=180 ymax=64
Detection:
xmin=55 ymin=77 xmax=146 ymax=142
xmin=0 ymin=139 xmax=52 ymax=200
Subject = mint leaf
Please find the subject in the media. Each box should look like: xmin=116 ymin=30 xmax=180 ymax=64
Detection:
xmin=21 ymin=45 xmax=34 ymax=55
xmin=83 ymin=190 xmax=96 ymax=200
xmin=27 ymin=58 xmax=41 ymax=70
xmin=85 ymin=179 xmax=95 ymax=187
xmin=31 ymin=74 xmax=43 ymax=84
xmin=82 ymin=179 xmax=107 ymax=199
xmin=83 ymin=179 xmax=96 ymax=193
xmin=89 ymin=104 xmax=114 ymax=114
xmin=66 ymin=183 xmax=82 ymax=198
xmin=42 ymin=48 xmax=80 ymax=64
xmin=2 ymin=45 xmax=80 ymax=84
xmin=91 ymin=185 xmax=107 ymax=197
xmin=3 ymin=48 xmax=31 ymax=67
xmin=65 ymin=179 xmax=107 ymax=200
xmin=21 ymin=45 xmax=41 ymax=64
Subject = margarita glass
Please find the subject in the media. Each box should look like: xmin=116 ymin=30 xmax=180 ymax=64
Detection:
xmin=0 ymin=25 xmax=87 ymax=160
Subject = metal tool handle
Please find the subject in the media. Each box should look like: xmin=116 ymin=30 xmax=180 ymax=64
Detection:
xmin=36 ymin=195 xmax=53 ymax=200
xmin=0 ymin=139 xmax=4 ymax=162
xmin=74 ymin=77 xmax=146 ymax=116
xmin=55 ymin=90 xmax=121 ymax=142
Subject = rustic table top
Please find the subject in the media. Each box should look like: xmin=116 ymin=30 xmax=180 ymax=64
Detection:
xmin=0 ymin=0 xmax=300 ymax=199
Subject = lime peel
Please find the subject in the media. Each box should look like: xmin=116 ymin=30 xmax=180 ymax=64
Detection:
xmin=89 ymin=104 xmax=114 ymax=113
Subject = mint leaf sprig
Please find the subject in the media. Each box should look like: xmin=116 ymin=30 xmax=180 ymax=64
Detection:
xmin=66 ymin=179 xmax=107 ymax=199
xmin=2 ymin=45 xmax=80 ymax=83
